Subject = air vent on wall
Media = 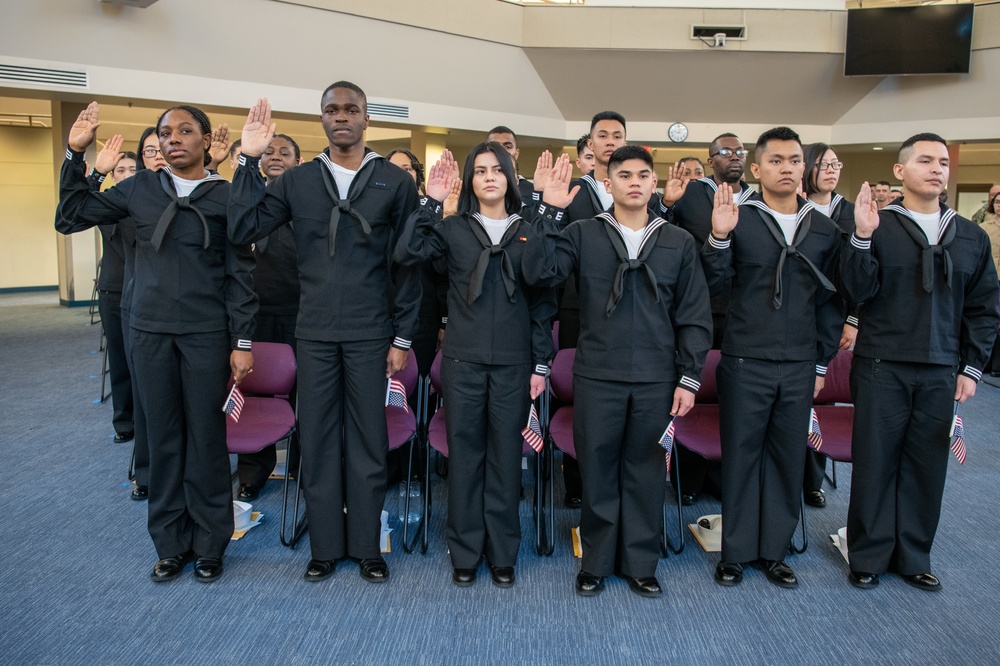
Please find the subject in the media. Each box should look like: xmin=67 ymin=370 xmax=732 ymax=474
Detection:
xmin=691 ymin=25 xmax=747 ymax=40
xmin=99 ymin=0 xmax=160 ymax=8
xmin=368 ymin=103 xmax=409 ymax=119
xmin=0 ymin=64 xmax=89 ymax=88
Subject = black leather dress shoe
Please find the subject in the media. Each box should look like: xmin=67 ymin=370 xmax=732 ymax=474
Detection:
xmin=848 ymin=571 xmax=880 ymax=589
xmin=681 ymin=492 xmax=698 ymax=506
xmin=804 ymin=490 xmax=826 ymax=508
xmin=489 ymin=564 xmax=515 ymax=588
xmin=452 ymin=568 xmax=477 ymax=587
xmin=150 ymin=552 xmax=193 ymax=582
xmin=575 ymin=571 xmax=605 ymax=596
xmin=131 ymin=485 xmax=148 ymax=501
xmin=564 ymin=495 xmax=582 ymax=509
xmin=237 ymin=484 xmax=259 ymax=501
xmin=901 ymin=572 xmax=941 ymax=591
xmin=304 ymin=559 xmax=336 ymax=582
xmin=763 ymin=559 xmax=799 ymax=588
xmin=625 ymin=575 xmax=662 ymax=598
xmin=193 ymin=556 xmax=223 ymax=583
xmin=714 ymin=562 xmax=744 ymax=587
xmin=114 ymin=431 xmax=134 ymax=444
xmin=359 ymin=557 xmax=389 ymax=583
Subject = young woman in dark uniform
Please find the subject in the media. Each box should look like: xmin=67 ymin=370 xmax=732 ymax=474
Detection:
xmin=56 ymin=102 xmax=256 ymax=583
xmin=395 ymin=143 xmax=554 ymax=588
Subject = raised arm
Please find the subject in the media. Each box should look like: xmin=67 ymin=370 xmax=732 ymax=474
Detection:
xmin=698 ymin=182 xmax=739 ymax=296
xmin=394 ymin=151 xmax=456 ymax=266
xmin=839 ymin=182 xmax=882 ymax=307
xmin=522 ymin=154 xmax=581 ymax=287
xmin=228 ymin=98 xmax=291 ymax=244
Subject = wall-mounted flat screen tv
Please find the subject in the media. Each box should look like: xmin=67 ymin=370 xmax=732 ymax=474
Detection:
xmin=845 ymin=5 xmax=974 ymax=76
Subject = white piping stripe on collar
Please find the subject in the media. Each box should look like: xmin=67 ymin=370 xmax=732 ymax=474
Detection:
xmin=884 ymin=203 xmax=956 ymax=244
xmin=317 ymin=150 xmax=381 ymax=179
xmin=742 ymin=198 xmax=816 ymax=226
xmin=698 ymin=177 xmax=718 ymax=192
xmin=163 ymin=166 xmax=224 ymax=183
xmin=698 ymin=178 xmax=755 ymax=204
xmin=596 ymin=211 xmax=668 ymax=256
xmin=830 ymin=193 xmax=844 ymax=210
xmin=472 ymin=212 xmax=521 ymax=239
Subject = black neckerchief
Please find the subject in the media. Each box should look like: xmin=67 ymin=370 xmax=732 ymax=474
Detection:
xmin=741 ymin=197 xmax=836 ymax=309
xmin=152 ymin=169 xmax=223 ymax=252
xmin=884 ymin=202 xmax=958 ymax=293
xmin=580 ymin=172 xmax=609 ymax=213
xmin=597 ymin=209 xmax=668 ymax=316
xmin=466 ymin=212 xmax=522 ymax=305
xmin=315 ymin=150 xmax=380 ymax=257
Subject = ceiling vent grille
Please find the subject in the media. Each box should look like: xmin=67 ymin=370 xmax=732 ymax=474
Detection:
xmin=368 ymin=103 xmax=409 ymax=119
xmin=0 ymin=64 xmax=89 ymax=88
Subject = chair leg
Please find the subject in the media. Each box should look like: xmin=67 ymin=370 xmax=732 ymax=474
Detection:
xmin=280 ymin=433 xmax=307 ymax=548
xmin=99 ymin=333 xmax=110 ymax=404
xmin=421 ymin=448 xmax=432 ymax=554
xmin=401 ymin=436 xmax=425 ymax=554
xmin=825 ymin=460 xmax=838 ymax=489
xmin=662 ymin=444 xmax=685 ymax=556
xmin=788 ymin=492 xmax=809 ymax=555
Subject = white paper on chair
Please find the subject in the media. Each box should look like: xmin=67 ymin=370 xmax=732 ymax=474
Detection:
xmin=829 ymin=526 xmax=849 ymax=564
xmin=269 ymin=449 xmax=287 ymax=479
xmin=380 ymin=509 xmax=392 ymax=553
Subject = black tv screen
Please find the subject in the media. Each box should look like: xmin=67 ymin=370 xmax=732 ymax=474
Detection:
xmin=845 ymin=5 xmax=974 ymax=76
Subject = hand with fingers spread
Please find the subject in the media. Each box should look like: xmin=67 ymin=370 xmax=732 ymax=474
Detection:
xmin=68 ymin=101 xmax=101 ymax=152
xmin=533 ymin=151 xmax=553 ymax=193
xmin=854 ymin=182 xmax=880 ymax=238
xmin=711 ymin=182 xmax=739 ymax=239
xmin=541 ymin=154 xmax=580 ymax=209
xmin=426 ymin=149 xmax=457 ymax=202
xmin=661 ymin=160 xmax=693 ymax=208
xmin=207 ymin=123 xmax=231 ymax=170
xmin=240 ymin=98 xmax=276 ymax=158
xmin=94 ymin=134 xmax=125 ymax=175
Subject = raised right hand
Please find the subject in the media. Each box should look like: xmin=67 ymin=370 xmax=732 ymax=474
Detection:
xmin=541 ymin=154 xmax=580 ymax=209
xmin=533 ymin=150 xmax=553 ymax=192
xmin=93 ymin=134 xmax=124 ymax=175
xmin=854 ymin=182 xmax=880 ymax=238
xmin=68 ymin=102 xmax=101 ymax=152
xmin=711 ymin=182 xmax=739 ymax=238
xmin=661 ymin=161 xmax=692 ymax=207
xmin=426 ymin=149 xmax=457 ymax=202
xmin=240 ymin=98 xmax=276 ymax=158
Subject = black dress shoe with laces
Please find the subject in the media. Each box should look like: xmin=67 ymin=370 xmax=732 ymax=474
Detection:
xmin=625 ymin=575 xmax=662 ymax=598
xmin=237 ymin=484 xmax=259 ymax=501
xmin=131 ymin=485 xmax=148 ymax=501
xmin=763 ymin=559 xmax=799 ymax=588
xmin=901 ymin=572 xmax=941 ymax=591
xmin=804 ymin=490 xmax=826 ymax=508
xmin=575 ymin=571 xmax=605 ymax=596
xmin=304 ymin=559 xmax=336 ymax=582
xmin=359 ymin=557 xmax=389 ymax=583
xmin=848 ymin=571 xmax=880 ymax=589
xmin=452 ymin=568 xmax=477 ymax=587
xmin=114 ymin=431 xmax=134 ymax=444
xmin=714 ymin=562 xmax=744 ymax=586
xmin=564 ymin=495 xmax=582 ymax=509
xmin=489 ymin=564 xmax=515 ymax=588
xmin=193 ymin=556 xmax=223 ymax=583
xmin=150 ymin=551 xmax=193 ymax=582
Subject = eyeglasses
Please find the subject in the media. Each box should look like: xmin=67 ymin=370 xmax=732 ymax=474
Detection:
xmin=711 ymin=148 xmax=749 ymax=159
xmin=142 ymin=147 xmax=162 ymax=158
xmin=818 ymin=161 xmax=844 ymax=171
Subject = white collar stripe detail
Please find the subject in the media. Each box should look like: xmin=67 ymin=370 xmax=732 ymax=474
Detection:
xmin=317 ymin=151 xmax=381 ymax=178
xmin=597 ymin=212 xmax=667 ymax=256
xmin=884 ymin=203 xmax=955 ymax=244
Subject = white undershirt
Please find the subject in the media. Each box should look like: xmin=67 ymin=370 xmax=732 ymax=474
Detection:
xmin=812 ymin=202 xmax=832 ymax=218
xmin=594 ymin=180 xmax=614 ymax=211
xmin=772 ymin=211 xmax=798 ymax=245
xmin=478 ymin=216 xmax=510 ymax=246
xmin=619 ymin=225 xmax=645 ymax=260
xmin=909 ymin=210 xmax=941 ymax=246
xmin=169 ymin=171 xmax=210 ymax=198
xmin=330 ymin=161 xmax=358 ymax=198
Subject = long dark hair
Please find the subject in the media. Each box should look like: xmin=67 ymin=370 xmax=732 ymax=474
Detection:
xmin=386 ymin=148 xmax=425 ymax=194
xmin=136 ymin=126 xmax=157 ymax=171
xmin=457 ymin=142 xmax=521 ymax=217
xmin=155 ymin=105 xmax=213 ymax=166
xmin=802 ymin=142 xmax=835 ymax=197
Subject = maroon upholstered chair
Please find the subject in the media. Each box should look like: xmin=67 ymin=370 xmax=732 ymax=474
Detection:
xmin=813 ymin=349 xmax=855 ymax=488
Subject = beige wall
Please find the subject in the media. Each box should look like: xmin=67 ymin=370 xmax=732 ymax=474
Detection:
xmin=0 ymin=125 xmax=59 ymax=290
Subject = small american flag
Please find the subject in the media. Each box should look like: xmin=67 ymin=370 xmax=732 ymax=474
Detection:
xmin=521 ymin=404 xmax=544 ymax=453
xmin=950 ymin=413 xmax=966 ymax=465
xmin=385 ymin=377 xmax=409 ymax=413
xmin=223 ymin=384 xmax=245 ymax=423
xmin=807 ymin=408 xmax=823 ymax=452
xmin=658 ymin=419 xmax=676 ymax=474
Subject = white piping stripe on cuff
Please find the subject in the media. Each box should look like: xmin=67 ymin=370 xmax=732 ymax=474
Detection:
xmin=708 ymin=235 xmax=731 ymax=250
xmin=66 ymin=148 xmax=74 ymax=160
xmin=236 ymin=339 xmax=252 ymax=350
xmin=534 ymin=364 xmax=549 ymax=376
xmin=816 ymin=365 xmax=828 ymax=376
xmin=846 ymin=315 xmax=859 ymax=327
xmin=393 ymin=337 xmax=412 ymax=350
xmin=850 ymin=234 xmax=871 ymax=250
xmin=678 ymin=376 xmax=701 ymax=392
xmin=963 ymin=365 xmax=982 ymax=381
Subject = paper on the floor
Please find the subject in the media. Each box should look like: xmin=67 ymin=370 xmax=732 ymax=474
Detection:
xmin=687 ymin=524 xmax=722 ymax=552
xmin=232 ymin=512 xmax=263 ymax=540
xmin=830 ymin=526 xmax=849 ymax=564
xmin=571 ymin=526 xmax=582 ymax=557
xmin=381 ymin=509 xmax=391 ymax=553
xmin=269 ymin=449 xmax=287 ymax=479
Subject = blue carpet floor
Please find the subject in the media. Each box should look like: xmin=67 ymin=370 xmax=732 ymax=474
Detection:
xmin=2 ymin=293 xmax=999 ymax=665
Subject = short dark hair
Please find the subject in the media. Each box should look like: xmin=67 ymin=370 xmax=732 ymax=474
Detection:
xmin=136 ymin=126 xmax=157 ymax=171
xmin=322 ymin=80 xmax=367 ymax=110
xmin=754 ymin=126 xmax=801 ymax=158
xmin=876 ymin=180 xmax=892 ymax=187
xmin=679 ymin=156 xmax=705 ymax=168
xmin=590 ymin=110 xmax=627 ymax=135
xmin=385 ymin=148 xmax=426 ymax=193
xmin=608 ymin=145 xmax=654 ymax=173
xmin=802 ymin=142 xmax=833 ymax=197
xmin=270 ymin=133 xmax=300 ymax=161
xmin=116 ymin=151 xmax=138 ymax=166
xmin=228 ymin=139 xmax=242 ymax=159
xmin=709 ymin=133 xmax=740 ymax=153
xmin=576 ymin=133 xmax=590 ymax=156
xmin=487 ymin=126 xmax=517 ymax=142
xmin=898 ymin=132 xmax=947 ymax=162
xmin=458 ymin=141 xmax=522 ymax=217
xmin=155 ymin=105 xmax=213 ymax=166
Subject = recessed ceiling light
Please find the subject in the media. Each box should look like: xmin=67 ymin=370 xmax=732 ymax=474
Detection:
xmin=872 ymin=146 xmax=884 ymax=151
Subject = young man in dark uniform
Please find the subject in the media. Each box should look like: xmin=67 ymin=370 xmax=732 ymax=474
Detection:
xmin=842 ymin=133 xmax=999 ymax=592
xmin=703 ymin=127 xmax=843 ymax=589
xmin=528 ymin=147 xmax=713 ymax=598
xmin=230 ymin=85 xmax=421 ymax=584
